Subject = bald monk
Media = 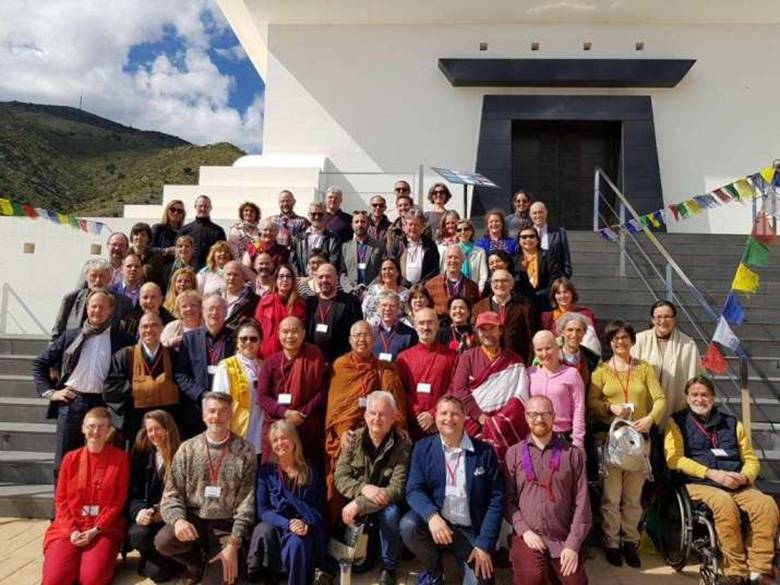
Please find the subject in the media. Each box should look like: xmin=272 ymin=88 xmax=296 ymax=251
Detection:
xmin=324 ymin=320 xmax=407 ymax=527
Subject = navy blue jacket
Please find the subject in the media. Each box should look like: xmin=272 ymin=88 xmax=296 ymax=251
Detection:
xmin=545 ymin=225 xmax=572 ymax=279
xmin=173 ymin=327 xmax=235 ymax=402
xmin=672 ymin=408 xmax=742 ymax=486
xmin=405 ymin=433 xmax=504 ymax=552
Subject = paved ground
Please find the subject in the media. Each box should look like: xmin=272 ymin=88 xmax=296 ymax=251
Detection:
xmin=0 ymin=517 xmax=703 ymax=584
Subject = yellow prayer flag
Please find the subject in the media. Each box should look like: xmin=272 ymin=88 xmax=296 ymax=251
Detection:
xmin=733 ymin=179 xmax=757 ymax=202
xmin=0 ymin=198 xmax=13 ymax=216
xmin=648 ymin=213 xmax=661 ymax=228
xmin=56 ymin=213 xmax=70 ymax=224
xmin=686 ymin=199 xmax=703 ymax=215
xmin=731 ymin=263 xmax=760 ymax=294
xmin=760 ymin=166 xmax=775 ymax=185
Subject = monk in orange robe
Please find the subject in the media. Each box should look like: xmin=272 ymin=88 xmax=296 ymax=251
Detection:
xmin=324 ymin=320 xmax=407 ymax=527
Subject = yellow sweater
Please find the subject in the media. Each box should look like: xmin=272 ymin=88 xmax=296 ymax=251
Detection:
xmin=588 ymin=360 xmax=666 ymax=425
xmin=663 ymin=418 xmax=760 ymax=483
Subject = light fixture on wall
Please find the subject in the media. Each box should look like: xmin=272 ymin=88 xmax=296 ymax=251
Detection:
xmin=583 ymin=41 xmax=592 ymax=51
xmin=479 ymin=42 xmax=488 ymax=51
xmin=635 ymin=41 xmax=645 ymax=51
xmin=531 ymin=42 xmax=540 ymax=51
xmin=23 ymin=243 xmax=35 ymax=254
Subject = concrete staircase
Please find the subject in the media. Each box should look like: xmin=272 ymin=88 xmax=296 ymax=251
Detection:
xmin=570 ymin=230 xmax=780 ymax=482
xmin=0 ymin=335 xmax=54 ymax=518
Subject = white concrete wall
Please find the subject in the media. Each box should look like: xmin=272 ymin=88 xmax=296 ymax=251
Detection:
xmin=262 ymin=23 xmax=780 ymax=233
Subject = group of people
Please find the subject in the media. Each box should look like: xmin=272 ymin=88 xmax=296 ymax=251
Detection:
xmin=34 ymin=183 xmax=777 ymax=585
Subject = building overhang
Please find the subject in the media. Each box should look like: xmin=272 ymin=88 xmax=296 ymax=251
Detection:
xmin=438 ymin=58 xmax=696 ymax=88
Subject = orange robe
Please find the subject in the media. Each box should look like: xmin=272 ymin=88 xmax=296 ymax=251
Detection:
xmin=323 ymin=351 xmax=406 ymax=526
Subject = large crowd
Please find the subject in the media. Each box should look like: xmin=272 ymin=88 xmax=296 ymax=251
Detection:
xmin=33 ymin=182 xmax=778 ymax=585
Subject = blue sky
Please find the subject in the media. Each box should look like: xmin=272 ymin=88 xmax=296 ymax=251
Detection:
xmin=0 ymin=0 xmax=265 ymax=152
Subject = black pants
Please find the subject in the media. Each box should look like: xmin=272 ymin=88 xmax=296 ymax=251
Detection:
xmin=127 ymin=522 xmax=182 ymax=582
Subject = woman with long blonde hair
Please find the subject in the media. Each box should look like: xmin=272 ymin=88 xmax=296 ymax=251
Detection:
xmin=197 ymin=241 xmax=234 ymax=296
xmin=127 ymin=410 xmax=182 ymax=582
xmin=163 ymin=267 xmax=197 ymax=315
xmin=247 ymin=421 xmax=326 ymax=584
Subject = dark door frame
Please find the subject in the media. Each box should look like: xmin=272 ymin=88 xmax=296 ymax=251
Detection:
xmin=472 ymin=95 xmax=663 ymax=225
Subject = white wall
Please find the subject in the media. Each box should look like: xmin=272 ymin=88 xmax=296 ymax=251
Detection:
xmin=262 ymin=23 xmax=780 ymax=233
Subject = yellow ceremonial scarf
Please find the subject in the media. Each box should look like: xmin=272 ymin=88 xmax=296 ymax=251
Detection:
xmin=224 ymin=356 xmax=252 ymax=438
xmin=522 ymin=252 xmax=539 ymax=287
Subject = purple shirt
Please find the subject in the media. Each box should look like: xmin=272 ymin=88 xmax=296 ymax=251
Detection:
xmin=528 ymin=365 xmax=585 ymax=448
xmin=504 ymin=438 xmax=591 ymax=557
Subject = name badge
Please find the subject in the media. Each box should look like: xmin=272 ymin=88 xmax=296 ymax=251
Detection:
xmin=417 ymin=383 xmax=432 ymax=394
xmin=204 ymin=485 xmax=222 ymax=499
xmin=711 ymin=448 xmax=729 ymax=458
xmin=445 ymin=485 xmax=462 ymax=498
xmin=207 ymin=365 xmax=218 ymax=375
xmin=378 ymin=352 xmax=393 ymax=362
xmin=278 ymin=393 xmax=292 ymax=405
xmin=81 ymin=505 xmax=100 ymax=517
xmin=358 ymin=396 xmax=367 ymax=409
xmin=357 ymin=263 xmax=367 ymax=270
xmin=316 ymin=323 xmax=329 ymax=334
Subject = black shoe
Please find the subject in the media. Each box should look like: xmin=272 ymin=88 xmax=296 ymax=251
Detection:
xmin=380 ymin=568 xmax=398 ymax=585
xmin=604 ymin=546 xmax=623 ymax=567
xmin=622 ymin=542 xmax=641 ymax=568
xmin=721 ymin=576 xmax=746 ymax=585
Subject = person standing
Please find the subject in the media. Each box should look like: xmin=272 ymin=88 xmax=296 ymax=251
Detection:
xmin=152 ymin=200 xmax=186 ymax=252
xmin=323 ymin=185 xmax=354 ymax=243
xmin=178 ymin=195 xmax=227 ymax=271
xmin=110 ymin=253 xmax=145 ymax=307
xmin=340 ymin=210 xmax=385 ymax=297
xmin=155 ymin=392 xmax=256 ymax=585
xmin=529 ymin=202 xmax=572 ymax=279
xmin=505 ymin=396 xmax=591 ymax=585
xmin=401 ymin=395 xmax=504 ymax=585
xmin=426 ymin=244 xmax=480 ymax=319
xmin=388 ymin=208 xmax=440 ymax=285
xmin=270 ymin=190 xmax=310 ymax=248
xmin=222 ymin=260 xmax=260 ymax=334
xmin=368 ymin=194 xmax=391 ymax=242
xmin=372 ymin=290 xmax=417 ymax=362
xmin=289 ymin=202 xmax=342 ymax=275
xmin=508 ymin=190 xmax=532 ymax=238
xmin=227 ymin=201 xmax=261 ymax=261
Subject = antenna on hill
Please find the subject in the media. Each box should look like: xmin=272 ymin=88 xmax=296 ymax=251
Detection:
xmin=78 ymin=90 xmax=83 ymax=110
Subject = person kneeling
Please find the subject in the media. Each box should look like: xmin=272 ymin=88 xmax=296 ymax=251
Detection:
xmin=665 ymin=376 xmax=779 ymax=585
xmin=400 ymin=395 xmax=504 ymax=585
xmin=334 ymin=390 xmax=411 ymax=585
xmin=155 ymin=392 xmax=257 ymax=585
xmin=248 ymin=420 xmax=326 ymax=585
xmin=504 ymin=396 xmax=591 ymax=585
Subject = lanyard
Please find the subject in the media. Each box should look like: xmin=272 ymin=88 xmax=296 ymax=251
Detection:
xmin=444 ymin=449 xmax=464 ymax=486
xmin=278 ymin=356 xmax=295 ymax=396
xmin=317 ymin=300 xmax=335 ymax=324
xmin=207 ymin=336 xmax=225 ymax=366
xmin=357 ymin=242 xmax=369 ymax=264
xmin=610 ymin=360 xmax=633 ymax=404
xmin=689 ymin=413 xmax=719 ymax=448
xmin=77 ymin=449 xmax=107 ymax=507
xmin=377 ymin=326 xmax=396 ymax=354
xmin=447 ymin=278 xmax=462 ymax=298
xmin=492 ymin=299 xmax=508 ymax=324
xmin=141 ymin=349 xmax=164 ymax=376
xmin=521 ymin=440 xmax=562 ymax=503
xmin=203 ymin=435 xmax=231 ymax=485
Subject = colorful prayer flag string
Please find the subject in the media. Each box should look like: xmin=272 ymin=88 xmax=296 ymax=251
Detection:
xmin=0 ymin=196 xmax=109 ymax=234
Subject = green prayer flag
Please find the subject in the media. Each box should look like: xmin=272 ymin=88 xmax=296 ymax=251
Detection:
xmin=678 ymin=202 xmax=690 ymax=219
xmin=743 ymin=237 xmax=771 ymax=268
xmin=724 ymin=184 xmax=740 ymax=201
xmin=639 ymin=215 xmax=651 ymax=228
xmin=11 ymin=202 xmax=24 ymax=216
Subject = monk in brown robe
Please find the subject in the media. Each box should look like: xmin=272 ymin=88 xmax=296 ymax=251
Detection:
xmin=323 ymin=320 xmax=407 ymax=527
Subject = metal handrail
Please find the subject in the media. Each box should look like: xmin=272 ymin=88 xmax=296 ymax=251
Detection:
xmin=0 ymin=282 xmax=48 ymax=335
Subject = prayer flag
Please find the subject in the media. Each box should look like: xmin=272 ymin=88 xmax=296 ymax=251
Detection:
xmin=751 ymin=212 xmax=776 ymax=245
xmin=760 ymin=166 xmax=775 ymax=185
xmin=722 ymin=293 xmax=746 ymax=326
xmin=638 ymin=215 xmax=651 ymax=229
xmin=625 ymin=219 xmax=642 ymax=234
xmin=733 ymin=179 xmax=757 ymax=202
xmin=749 ymin=173 xmax=769 ymax=196
xmin=598 ymin=228 xmax=617 ymax=241
xmin=712 ymin=188 xmax=732 ymax=203
xmin=648 ymin=212 xmax=661 ymax=228
xmin=0 ymin=198 xmax=13 ymax=216
xmin=88 ymin=222 xmax=102 ymax=235
xmin=712 ymin=316 xmax=741 ymax=352
xmin=724 ymin=184 xmax=740 ymax=201
xmin=743 ymin=237 xmax=770 ymax=268
xmin=693 ymin=195 xmax=713 ymax=209
xmin=731 ymin=263 xmax=760 ymax=294
xmin=686 ymin=199 xmax=703 ymax=215
xmin=11 ymin=202 xmax=25 ymax=216
xmin=78 ymin=219 xmax=88 ymax=232
xmin=44 ymin=209 xmax=59 ymax=223
xmin=21 ymin=204 xmax=38 ymax=219
xmin=668 ymin=204 xmax=680 ymax=221
xmin=56 ymin=213 xmax=70 ymax=224
xmin=678 ymin=202 xmax=690 ymax=219
xmin=702 ymin=342 xmax=729 ymax=374
xmin=653 ymin=209 xmax=666 ymax=226
xmin=69 ymin=217 xmax=80 ymax=229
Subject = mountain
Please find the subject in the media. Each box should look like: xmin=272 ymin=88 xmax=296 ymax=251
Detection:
xmin=0 ymin=101 xmax=246 ymax=216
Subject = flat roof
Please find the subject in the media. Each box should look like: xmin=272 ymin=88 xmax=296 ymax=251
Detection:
xmin=232 ymin=0 xmax=780 ymax=25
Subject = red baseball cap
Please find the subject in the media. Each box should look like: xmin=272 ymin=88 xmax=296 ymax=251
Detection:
xmin=475 ymin=311 xmax=502 ymax=329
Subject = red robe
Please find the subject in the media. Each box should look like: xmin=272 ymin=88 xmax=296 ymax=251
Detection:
xmin=44 ymin=444 xmax=130 ymax=550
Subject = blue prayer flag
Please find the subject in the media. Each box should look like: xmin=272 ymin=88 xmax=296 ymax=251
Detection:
xmin=722 ymin=293 xmax=746 ymax=326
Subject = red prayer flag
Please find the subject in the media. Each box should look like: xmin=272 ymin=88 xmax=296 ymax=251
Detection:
xmin=668 ymin=204 xmax=680 ymax=221
xmin=78 ymin=219 xmax=89 ymax=232
xmin=751 ymin=212 xmax=776 ymax=245
xmin=702 ymin=342 xmax=728 ymax=374
xmin=21 ymin=203 xmax=38 ymax=219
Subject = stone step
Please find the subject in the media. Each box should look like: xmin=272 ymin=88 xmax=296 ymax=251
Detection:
xmin=0 ymin=398 xmax=48 ymax=424
xmin=567 ymin=232 xmax=749 ymax=245
xmin=0 ymin=356 xmax=36 ymax=377
xmin=716 ymin=397 xmax=780 ymax=425
xmin=0 ymin=422 xmax=56 ymax=452
xmin=0 ymin=451 xmax=53 ymax=484
xmin=711 ymin=376 xmax=780 ymax=401
xmin=0 ymin=483 xmax=53 ymax=519
xmin=0 ymin=336 xmax=48 ymax=356
xmin=0 ymin=375 xmax=37 ymax=398
xmin=574 ymin=254 xmax=780 ymax=279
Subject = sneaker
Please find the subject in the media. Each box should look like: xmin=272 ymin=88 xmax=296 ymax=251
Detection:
xmin=379 ymin=568 xmax=398 ymax=585
xmin=604 ymin=547 xmax=623 ymax=567
xmin=622 ymin=542 xmax=641 ymax=568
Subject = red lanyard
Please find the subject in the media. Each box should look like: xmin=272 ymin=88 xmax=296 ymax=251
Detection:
xmin=611 ymin=360 xmax=633 ymax=404
xmin=77 ymin=449 xmax=107 ymax=505
xmin=203 ymin=436 xmax=231 ymax=485
xmin=444 ymin=450 xmax=464 ymax=486
xmin=689 ymin=414 xmax=719 ymax=447
xmin=278 ymin=357 xmax=294 ymax=395
xmin=377 ymin=326 xmax=396 ymax=354
xmin=141 ymin=349 xmax=164 ymax=376
xmin=207 ymin=337 xmax=224 ymax=366
xmin=522 ymin=441 xmax=562 ymax=503
xmin=317 ymin=300 xmax=335 ymax=324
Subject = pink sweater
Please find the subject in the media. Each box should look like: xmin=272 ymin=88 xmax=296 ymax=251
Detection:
xmin=528 ymin=364 xmax=586 ymax=447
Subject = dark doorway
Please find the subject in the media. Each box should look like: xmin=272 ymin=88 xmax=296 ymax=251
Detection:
xmin=511 ymin=120 xmax=621 ymax=229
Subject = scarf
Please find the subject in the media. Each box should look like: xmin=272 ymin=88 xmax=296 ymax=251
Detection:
xmin=62 ymin=319 xmax=112 ymax=375
xmin=459 ymin=242 xmax=475 ymax=279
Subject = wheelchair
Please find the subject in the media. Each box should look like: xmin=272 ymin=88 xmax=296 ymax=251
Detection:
xmin=649 ymin=476 xmax=780 ymax=585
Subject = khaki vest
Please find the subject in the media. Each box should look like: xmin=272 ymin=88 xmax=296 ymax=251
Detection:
xmin=131 ymin=344 xmax=179 ymax=409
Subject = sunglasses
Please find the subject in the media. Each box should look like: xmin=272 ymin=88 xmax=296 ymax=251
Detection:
xmin=395 ymin=187 xmax=410 ymax=192
xmin=432 ymin=189 xmax=446 ymax=195
xmin=238 ymin=335 xmax=259 ymax=343
xmin=456 ymin=227 xmax=472 ymax=233
xmin=519 ymin=234 xmax=537 ymax=239
xmin=169 ymin=208 xmax=185 ymax=214
xmin=310 ymin=212 xmax=324 ymax=218
xmin=371 ymin=203 xmax=386 ymax=208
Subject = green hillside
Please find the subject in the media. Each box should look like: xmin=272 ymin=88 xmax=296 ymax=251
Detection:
xmin=0 ymin=101 xmax=246 ymax=216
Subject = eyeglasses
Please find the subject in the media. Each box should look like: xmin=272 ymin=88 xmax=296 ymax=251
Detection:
xmin=432 ymin=189 xmax=446 ymax=195
xmin=653 ymin=315 xmax=676 ymax=321
xmin=350 ymin=333 xmax=373 ymax=340
xmin=519 ymin=234 xmax=537 ymax=239
xmin=238 ymin=335 xmax=259 ymax=343
xmin=526 ymin=412 xmax=553 ymax=420
xmin=84 ymin=423 xmax=109 ymax=431
xmin=371 ymin=203 xmax=386 ymax=208
xmin=395 ymin=187 xmax=410 ymax=192
xmin=611 ymin=334 xmax=632 ymax=342
xmin=277 ymin=274 xmax=294 ymax=280
xmin=169 ymin=208 xmax=185 ymax=214
xmin=310 ymin=212 xmax=324 ymax=218
xmin=456 ymin=227 xmax=472 ymax=233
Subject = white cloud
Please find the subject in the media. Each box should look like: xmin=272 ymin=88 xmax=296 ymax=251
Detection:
xmin=0 ymin=0 xmax=262 ymax=152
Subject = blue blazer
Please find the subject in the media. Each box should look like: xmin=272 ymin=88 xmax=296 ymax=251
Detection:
xmin=173 ymin=327 xmax=235 ymax=402
xmin=545 ymin=225 xmax=572 ymax=279
xmin=405 ymin=433 xmax=504 ymax=552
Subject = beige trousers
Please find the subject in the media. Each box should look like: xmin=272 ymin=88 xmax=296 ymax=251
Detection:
xmin=600 ymin=466 xmax=648 ymax=547
xmin=686 ymin=484 xmax=779 ymax=577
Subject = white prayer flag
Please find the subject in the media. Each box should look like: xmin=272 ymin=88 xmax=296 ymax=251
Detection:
xmin=712 ymin=316 xmax=740 ymax=352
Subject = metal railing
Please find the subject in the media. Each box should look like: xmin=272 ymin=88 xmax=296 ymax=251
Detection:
xmin=0 ymin=282 xmax=49 ymax=335
xmin=592 ymin=167 xmax=779 ymax=471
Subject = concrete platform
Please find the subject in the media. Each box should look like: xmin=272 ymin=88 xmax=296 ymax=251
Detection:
xmin=0 ymin=517 xmax=702 ymax=584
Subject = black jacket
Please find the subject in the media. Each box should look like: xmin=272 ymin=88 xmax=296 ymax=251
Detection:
xmin=289 ymin=229 xmax=342 ymax=276
xmin=51 ymin=287 xmax=134 ymax=341
xmin=305 ymin=292 xmax=363 ymax=363
xmin=128 ymin=450 xmax=166 ymax=520
xmin=178 ymin=217 xmax=227 ymax=270
xmin=225 ymin=287 xmax=260 ymax=333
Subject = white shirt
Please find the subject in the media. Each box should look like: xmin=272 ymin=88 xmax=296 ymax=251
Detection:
xmin=405 ymin=241 xmax=423 ymax=284
xmin=439 ymin=432 xmax=474 ymax=527
xmin=65 ymin=328 xmax=112 ymax=393
xmin=537 ymin=223 xmax=549 ymax=250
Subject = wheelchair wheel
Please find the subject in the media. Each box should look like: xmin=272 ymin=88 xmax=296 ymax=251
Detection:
xmin=653 ymin=485 xmax=693 ymax=571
